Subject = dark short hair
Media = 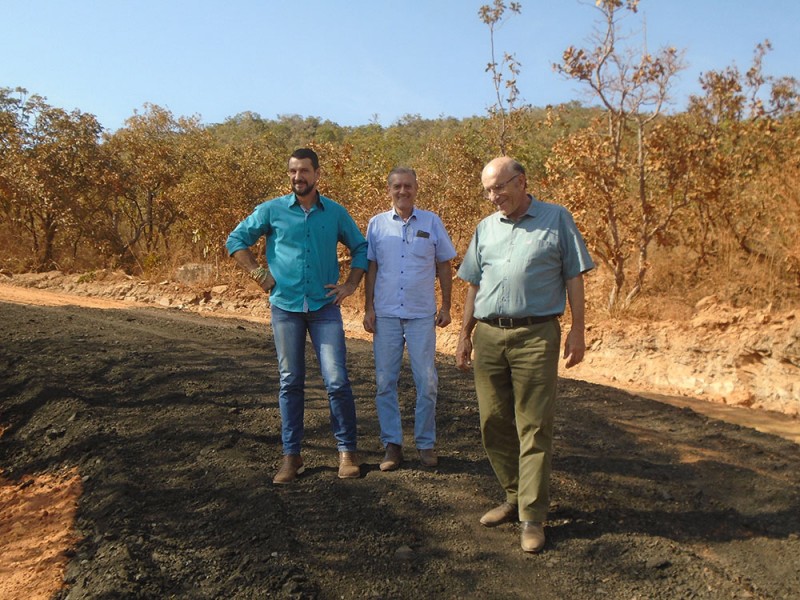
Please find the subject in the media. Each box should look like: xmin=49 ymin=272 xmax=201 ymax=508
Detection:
xmin=289 ymin=148 xmax=319 ymax=170
xmin=387 ymin=166 xmax=417 ymax=185
xmin=509 ymin=160 xmax=526 ymax=176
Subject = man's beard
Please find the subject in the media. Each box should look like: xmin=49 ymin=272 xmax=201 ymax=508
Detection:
xmin=292 ymin=180 xmax=316 ymax=197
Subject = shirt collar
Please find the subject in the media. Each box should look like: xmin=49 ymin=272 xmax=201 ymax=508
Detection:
xmin=497 ymin=194 xmax=535 ymax=223
xmin=290 ymin=191 xmax=324 ymax=210
xmin=391 ymin=207 xmax=416 ymax=221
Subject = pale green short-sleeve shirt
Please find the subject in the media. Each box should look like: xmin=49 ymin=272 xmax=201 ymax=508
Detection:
xmin=458 ymin=197 xmax=594 ymax=319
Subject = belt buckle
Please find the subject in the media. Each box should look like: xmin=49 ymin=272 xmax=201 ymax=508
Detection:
xmin=497 ymin=317 xmax=513 ymax=328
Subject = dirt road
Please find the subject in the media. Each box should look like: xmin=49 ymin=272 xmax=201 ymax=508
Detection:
xmin=1 ymin=287 xmax=799 ymax=599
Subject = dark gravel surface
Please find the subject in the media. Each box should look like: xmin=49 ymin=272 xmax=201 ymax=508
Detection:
xmin=1 ymin=299 xmax=799 ymax=599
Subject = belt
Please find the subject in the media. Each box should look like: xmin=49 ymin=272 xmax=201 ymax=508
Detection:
xmin=480 ymin=315 xmax=558 ymax=328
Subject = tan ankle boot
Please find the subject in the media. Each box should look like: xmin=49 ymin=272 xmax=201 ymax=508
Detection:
xmin=338 ymin=451 xmax=360 ymax=479
xmin=273 ymin=454 xmax=304 ymax=484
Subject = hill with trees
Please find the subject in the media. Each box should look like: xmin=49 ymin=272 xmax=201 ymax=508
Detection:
xmin=1 ymin=1 xmax=798 ymax=317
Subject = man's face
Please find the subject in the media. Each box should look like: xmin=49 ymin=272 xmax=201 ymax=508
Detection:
xmin=388 ymin=172 xmax=418 ymax=214
xmin=288 ymin=157 xmax=320 ymax=197
xmin=481 ymin=166 xmax=526 ymax=219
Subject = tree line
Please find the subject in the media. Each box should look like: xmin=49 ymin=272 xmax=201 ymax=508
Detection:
xmin=1 ymin=1 xmax=798 ymax=313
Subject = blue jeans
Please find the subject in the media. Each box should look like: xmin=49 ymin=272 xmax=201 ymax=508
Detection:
xmin=270 ymin=303 xmax=357 ymax=455
xmin=373 ymin=315 xmax=438 ymax=449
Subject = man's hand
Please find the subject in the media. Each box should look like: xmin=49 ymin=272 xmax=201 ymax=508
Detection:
xmin=259 ymin=276 xmax=276 ymax=293
xmin=563 ymin=328 xmax=586 ymax=368
xmin=455 ymin=335 xmax=473 ymax=372
xmin=436 ymin=307 xmax=451 ymax=328
xmin=363 ymin=307 xmax=376 ymax=333
xmin=325 ymin=281 xmax=357 ymax=306
xmin=250 ymin=266 xmax=275 ymax=294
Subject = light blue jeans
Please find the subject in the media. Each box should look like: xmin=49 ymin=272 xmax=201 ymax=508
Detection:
xmin=373 ymin=315 xmax=438 ymax=450
xmin=270 ymin=303 xmax=357 ymax=455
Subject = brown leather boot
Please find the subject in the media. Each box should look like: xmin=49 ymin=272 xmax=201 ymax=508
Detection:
xmin=380 ymin=443 xmax=403 ymax=471
xmin=418 ymin=448 xmax=438 ymax=467
xmin=273 ymin=454 xmax=304 ymax=484
xmin=338 ymin=451 xmax=361 ymax=479
xmin=479 ymin=502 xmax=518 ymax=527
xmin=521 ymin=521 xmax=546 ymax=553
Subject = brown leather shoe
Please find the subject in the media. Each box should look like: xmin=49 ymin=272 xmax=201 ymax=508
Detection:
xmin=521 ymin=521 xmax=546 ymax=553
xmin=418 ymin=448 xmax=438 ymax=467
xmin=479 ymin=502 xmax=518 ymax=527
xmin=338 ymin=451 xmax=361 ymax=479
xmin=273 ymin=454 xmax=304 ymax=484
xmin=380 ymin=443 xmax=403 ymax=471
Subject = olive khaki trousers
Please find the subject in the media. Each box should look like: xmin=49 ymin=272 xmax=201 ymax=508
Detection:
xmin=472 ymin=319 xmax=561 ymax=522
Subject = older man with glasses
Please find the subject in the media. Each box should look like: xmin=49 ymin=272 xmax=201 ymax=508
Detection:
xmin=456 ymin=156 xmax=594 ymax=553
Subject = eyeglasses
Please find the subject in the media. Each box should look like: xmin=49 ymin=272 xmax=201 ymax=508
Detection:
xmin=482 ymin=173 xmax=521 ymax=199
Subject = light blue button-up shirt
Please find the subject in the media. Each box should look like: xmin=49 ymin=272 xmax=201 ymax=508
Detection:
xmin=458 ymin=197 xmax=594 ymax=319
xmin=367 ymin=207 xmax=457 ymax=319
xmin=226 ymin=193 xmax=368 ymax=313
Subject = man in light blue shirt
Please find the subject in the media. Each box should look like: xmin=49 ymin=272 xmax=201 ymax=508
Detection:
xmin=363 ymin=167 xmax=456 ymax=471
xmin=456 ymin=157 xmax=594 ymax=553
xmin=226 ymin=148 xmax=368 ymax=484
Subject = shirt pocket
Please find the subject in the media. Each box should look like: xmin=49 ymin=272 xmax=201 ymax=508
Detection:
xmin=524 ymin=238 xmax=559 ymax=266
xmin=410 ymin=236 xmax=434 ymax=259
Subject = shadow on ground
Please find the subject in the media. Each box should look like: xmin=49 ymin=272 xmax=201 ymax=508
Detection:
xmin=1 ymin=301 xmax=799 ymax=599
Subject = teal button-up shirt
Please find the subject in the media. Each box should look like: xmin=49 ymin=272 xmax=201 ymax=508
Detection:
xmin=458 ymin=197 xmax=594 ymax=319
xmin=226 ymin=193 xmax=368 ymax=313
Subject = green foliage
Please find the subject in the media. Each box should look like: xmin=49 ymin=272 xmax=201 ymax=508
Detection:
xmin=208 ymin=113 xmax=348 ymax=152
xmin=76 ymin=270 xmax=97 ymax=284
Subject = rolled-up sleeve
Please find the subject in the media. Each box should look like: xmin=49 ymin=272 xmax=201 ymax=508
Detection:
xmin=339 ymin=212 xmax=368 ymax=271
xmin=225 ymin=203 xmax=271 ymax=256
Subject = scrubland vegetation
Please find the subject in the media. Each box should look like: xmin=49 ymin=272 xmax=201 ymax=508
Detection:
xmin=1 ymin=1 xmax=797 ymax=318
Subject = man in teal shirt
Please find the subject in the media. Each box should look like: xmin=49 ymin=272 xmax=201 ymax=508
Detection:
xmin=226 ymin=148 xmax=368 ymax=484
xmin=456 ymin=156 xmax=594 ymax=553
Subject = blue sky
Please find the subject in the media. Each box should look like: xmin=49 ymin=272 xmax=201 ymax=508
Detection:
xmin=2 ymin=1 xmax=798 ymax=131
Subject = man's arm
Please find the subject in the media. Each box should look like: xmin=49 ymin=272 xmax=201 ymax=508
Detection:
xmin=325 ymin=267 xmax=365 ymax=306
xmin=435 ymin=260 xmax=453 ymax=328
xmin=363 ymin=260 xmax=378 ymax=332
xmin=563 ymin=273 xmax=586 ymax=368
xmin=455 ymin=283 xmax=479 ymax=371
xmin=231 ymin=249 xmax=275 ymax=293
xmin=325 ymin=208 xmax=368 ymax=306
